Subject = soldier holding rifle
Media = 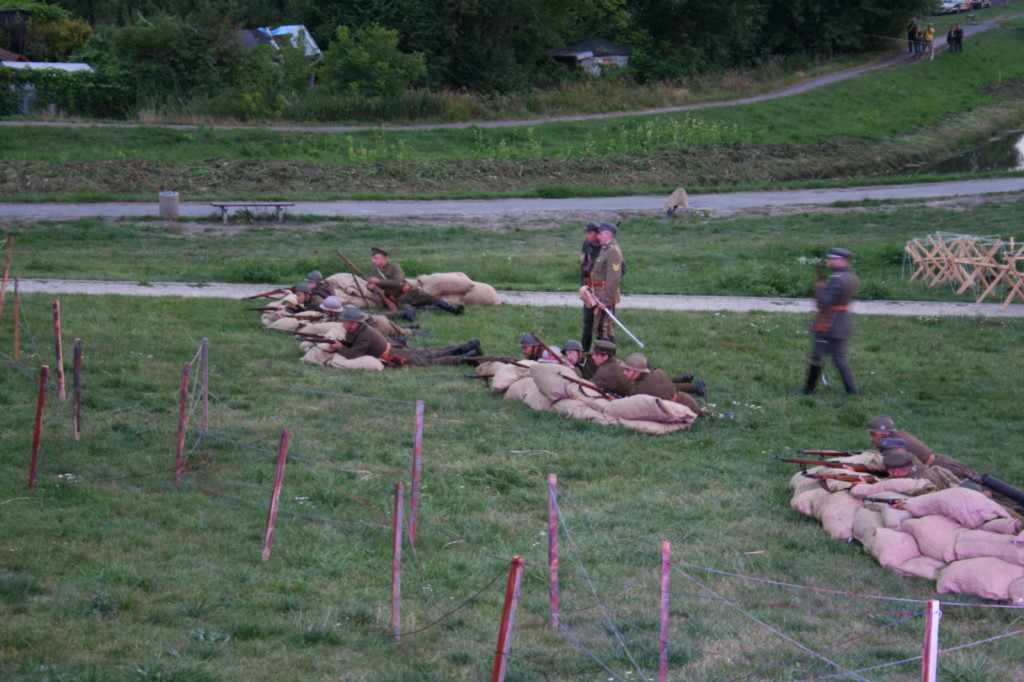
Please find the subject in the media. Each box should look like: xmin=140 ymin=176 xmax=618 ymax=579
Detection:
xmin=802 ymin=247 xmax=858 ymax=395
xmin=260 ymin=282 xmax=314 ymax=325
xmin=365 ymin=247 xmax=465 ymax=315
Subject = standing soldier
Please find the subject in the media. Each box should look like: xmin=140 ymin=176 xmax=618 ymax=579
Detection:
xmin=365 ymin=247 xmax=465 ymax=315
xmin=802 ymin=247 xmax=858 ymax=395
xmin=579 ymin=223 xmax=601 ymax=351
xmin=584 ymin=222 xmax=624 ymax=344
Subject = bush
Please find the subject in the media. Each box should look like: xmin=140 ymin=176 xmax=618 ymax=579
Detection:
xmin=317 ymin=23 xmax=426 ymax=98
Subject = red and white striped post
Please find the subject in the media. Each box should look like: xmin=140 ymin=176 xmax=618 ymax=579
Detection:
xmin=73 ymin=339 xmax=82 ymax=440
xmin=173 ymin=362 xmax=190 ymax=484
xmin=660 ymin=540 xmax=671 ymax=682
xmin=52 ymin=300 xmax=65 ymax=400
xmin=392 ymin=481 xmax=404 ymax=639
xmin=921 ymin=599 xmax=941 ymax=682
xmin=29 ymin=365 xmax=49 ymax=490
xmin=491 ymin=556 xmax=525 ymax=682
xmin=409 ymin=400 xmax=424 ymax=546
xmin=262 ymin=429 xmax=291 ymax=561
xmin=548 ymin=473 xmax=559 ymax=628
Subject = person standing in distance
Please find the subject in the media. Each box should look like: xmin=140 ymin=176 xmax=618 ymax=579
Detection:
xmin=586 ymin=222 xmax=623 ymax=344
xmin=802 ymin=247 xmax=858 ymax=395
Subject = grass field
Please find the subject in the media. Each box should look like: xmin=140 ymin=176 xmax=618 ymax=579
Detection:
xmin=2 ymin=199 xmax=1024 ymax=680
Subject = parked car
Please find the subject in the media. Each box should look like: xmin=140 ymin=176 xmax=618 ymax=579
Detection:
xmin=935 ymin=0 xmax=968 ymax=13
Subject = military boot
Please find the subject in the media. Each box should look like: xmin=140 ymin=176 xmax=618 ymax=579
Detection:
xmin=436 ymin=299 xmax=465 ymax=315
xmin=802 ymin=365 xmax=821 ymax=394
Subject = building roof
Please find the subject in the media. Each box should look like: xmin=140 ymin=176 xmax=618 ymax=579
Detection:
xmin=237 ymin=25 xmax=320 ymax=57
xmin=0 ymin=47 xmax=29 ymax=62
xmin=546 ymin=37 xmax=632 ymax=59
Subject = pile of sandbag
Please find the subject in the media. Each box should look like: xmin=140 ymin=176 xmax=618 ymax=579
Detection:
xmin=481 ymin=361 xmax=696 ymax=435
xmin=323 ymin=271 xmax=501 ymax=308
xmin=787 ymin=454 xmax=1024 ymax=603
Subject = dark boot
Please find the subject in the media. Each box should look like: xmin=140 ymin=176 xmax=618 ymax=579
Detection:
xmin=670 ymin=373 xmax=694 ymax=383
xmin=802 ymin=365 xmax=820 ymax=394
xmin=837 ymin=363 xmax=857 ymax=395
xmin=581 ymin=332 xmax=592 ymax=353
xmin=437 ymin=299 xmax=465 ymax=315
xmin=447 ymin=338 xmax=480 ymax=356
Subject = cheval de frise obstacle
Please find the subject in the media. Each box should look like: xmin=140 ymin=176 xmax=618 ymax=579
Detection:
xmin=786 ymin=451 xmax=1024 ymax=604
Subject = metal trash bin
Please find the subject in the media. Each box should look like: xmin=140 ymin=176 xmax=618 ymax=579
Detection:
xmin=159 ymin=191 xmax=179 ymax=219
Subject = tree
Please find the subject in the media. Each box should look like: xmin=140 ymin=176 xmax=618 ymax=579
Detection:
xmin=317 ymin=23 xmax=425 ymax=97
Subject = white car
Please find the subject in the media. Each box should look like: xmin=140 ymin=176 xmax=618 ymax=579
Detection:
xmin=936 ymin=0 xmax=967 ymax=13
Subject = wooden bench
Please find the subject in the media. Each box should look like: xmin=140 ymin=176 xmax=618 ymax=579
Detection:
xmin=209 ymin=201 xmax=294 ymax=223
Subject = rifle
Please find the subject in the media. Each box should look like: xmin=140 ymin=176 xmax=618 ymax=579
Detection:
xmin=472 ymin=356 xmax=530 ymax=368
xmin=244 ymin=306 xmax=290 ymax=312
xmin=581 ymin=286 xmax=645 ymax=348
xmin=338 ymin=250 xmax=398 ymax=312
xmin=291 ymin=331 xmax=341 ymax=346
xmin=862 ymin=496 xmax=907 ymax=509
xmin=797 ymin=449 xmax=864 ymax=457
xmin=558 ymin=372 xmax=622 ymax=400
xmin=532 ymin=333 xmax=572 ymax=367
xmin=243 ymin=287 xmax=292 ymax=300
xmin=775 ymin=456 xmax=875 ymax=473
xmin=802 ymin=471 xmax=878 ymax=484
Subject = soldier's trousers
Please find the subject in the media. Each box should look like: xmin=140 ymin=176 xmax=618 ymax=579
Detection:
xmin=810 ymin=335 xmax=856 ymax=394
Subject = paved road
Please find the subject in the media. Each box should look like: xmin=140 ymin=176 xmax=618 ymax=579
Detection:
xmin=2 ymin=177 xmax=1024 ymax=220
xmin=14 ymin=278 xmax=1024 ymax=317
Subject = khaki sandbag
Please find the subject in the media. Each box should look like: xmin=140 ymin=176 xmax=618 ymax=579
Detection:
xmin=549 ymin=398 xmax=608 ymax=422
xmin=530 ymin=363 xmax=577 ymax=401
xmin=492 ymin=363 xmax=533 ymax=392
xmin=609 ymin=417 xmax=691 ymax=435
xmin=824 ymin=451 xmax=885 ymax=472
xmin=815 ymin=491 xmax=863 ymax=540
xmin=522 ymin=385 xmax=554 ymax=412
xmin=325 ymin=354 xmax=384 ymax=371
xmin=791 ymin=487 xmax=828 ymax=518
xmin=1008 ymin=576 xmax=1024 ymax=605
xmin=954 ymin=529 xmax=1024 ymax=566
xmin=902 ymin=487 xmax=1013 ymax=529
xmin=296 ymin=322 xmax=346 ymax=337
xmin=325 ymin=272 xmax=382 ymax=308
xmin=602 ymin=394 xmax=697 ymax=425
xmin=870 ymin=528 xmax=921 ymax=568
xmin=503 ymin=377 xmax=536 ymax=402
xmin=936 ymin=557 xmax=1024 ymax=601
xmin=461 ymin=282 xmax=502 ymax=306
xmin=881 ymin=504 xmax=914 ymax=530
xmin=851 ymin=507 xmax=884 ymax=549
xmin=850 ymin=478 xmax=932 ymax=498
xmin=301 ymin=346 xmax=334 ymax=365
xmin=894 ymin=556 xmax=946 ymax=581
xmin=980 ymin=517 xmax=1023 ymax=535
xmin=368 ymin=315 xmax=411 ymax=337
xmin=267 ymin=316 xmax=303 ymax=331
xmin=564 ymin=382 xmax=613 ymax=410
xmin=902 ymin=515 xmax=965 ymax=563
xmin=415 ymin=272 xmax=475 ymax=297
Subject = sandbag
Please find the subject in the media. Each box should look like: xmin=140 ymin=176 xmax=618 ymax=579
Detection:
xmin=267 ymin=317 xmax=303 ymax=331
xmin=881 ymin=504 xmax=914 ymax=530
xmin=815 ymin=491 xmax=862 ymax=540
xmin=902 ymin=487 xmax=1013 ymax=529
xmin=870 ymin=528 xmax=921 ymax=568
xmin=325 ymin=273 xmax=382 ymax=308
xmin=522 ymin=385 xmax=554 ymax=412
xmin=296 ymin=322 xmax=346 ymax=337
xmin=894 ymin=556 xmax=945 ymax=581
xmin=530 ymin=363 xmax=577 ymax=401
xmin=602 ymin=394 xmax=697 ymax=425
xmin=851 ymin=507 xmax=884 ymax=549
xmin=902 ymin=515 xmax=965 ymax=563
xmin=549 ymin=398 xmax=608 ymax=422
xmin=791 ymin=487 xmax=829 ymax=518
xmin=981 ymin=517 xmax=1023 ymax=535
xmin=936 ymin=557 xmax=1024 ymax=601
xmin=461 ymin=283 xmax=502 ymax=306
xmin=503 ymin=377 xmax=536 ymax=402
xmin=415 ymin=272 xmax=475 ymax=297
xmin=300 ymin=346 xmax=335 ymax=365
xmin=325 ymin=354 xmax=384 ymax=371
xmin=954 ymin=529 xmax=1024 ymax=566
xmin=850 ymin=478 xmax=932 ymax=498
xmin=492 ymin=363 xmax=533 ymax=392
xmin=609 ymin=418 xmax=692 ymax=435
xmin=1008 ymin=577 xmax=1024 ymax=605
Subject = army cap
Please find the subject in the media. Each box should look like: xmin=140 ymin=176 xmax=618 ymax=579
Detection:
xmin=592 ymin=339 xmax=616 ymax=355
xmin=585 ymin=222 xmax=600 ymax=232
xmin=828 ymin=247 xmax=853 ymax=260
xmin=320 ymin=295 xmax=345 ymax=312
xmin=294 ymin=282 xmax=312 ymax=294
xmin=597 ymin=221 xmax=618 ymax=234
xmin=878 ymin=437 xmax=907 ymax=452
xmin=371 ymin=247 xmax=388 ymax=257
xmin=883 ymin=450 xmax=913 ymax=469
xmin=306 ymin=270 xmax=323 ymax=282
xmin=520 ymin=332 xmax=540 ymax=348
xmin=341 ymin=307 xmax=364 ymax=322
xmin=623 ymin=353 xmax=650 ymax=373
xmin=868 ymin=414 xmax=895 ymax=432
xmin=563 ymin=339 xmax=583 ymax=352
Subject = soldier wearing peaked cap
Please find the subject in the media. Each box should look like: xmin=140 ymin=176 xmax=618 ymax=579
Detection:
xmin=588 ymin=340 xmax=632 ymax=396
xmin=365 ymin=247 xmax=465 ymax=315
xmin=587 ymin=222 xmax=624 ymax=344
xmin=872 ymin=418 xmax=979 ymax=482
xmin=802 ymin=247 xmax=858 ymax=395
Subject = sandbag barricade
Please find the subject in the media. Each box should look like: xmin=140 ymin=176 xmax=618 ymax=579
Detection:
xmin=323 ymin=271 xmax=501 ymax=308
xmin=480 ymin=361 xmax=696 ymax=434
xmin=786 ymin=454 xmax=1024 ymax=602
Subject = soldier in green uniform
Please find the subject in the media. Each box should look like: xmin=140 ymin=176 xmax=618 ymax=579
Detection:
xmin=322 ymin=307 xmax=480 ymax=367
xmin=881 ymin=448 xmax=960 ymax=491
xmin=563 ymin=339 xmax=596 ymax=380
xmin=365 ymin=247 xmax=464 ymax=315
xmin=261 ymin=282 xmax=313 ymax=325
xmin=621 ymin=353 xmax=733 ymax=419
xmin=589 ymin=340 xmax=632 ymax=396
xmin=585 ymin=223 xmax=623 ymax=343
